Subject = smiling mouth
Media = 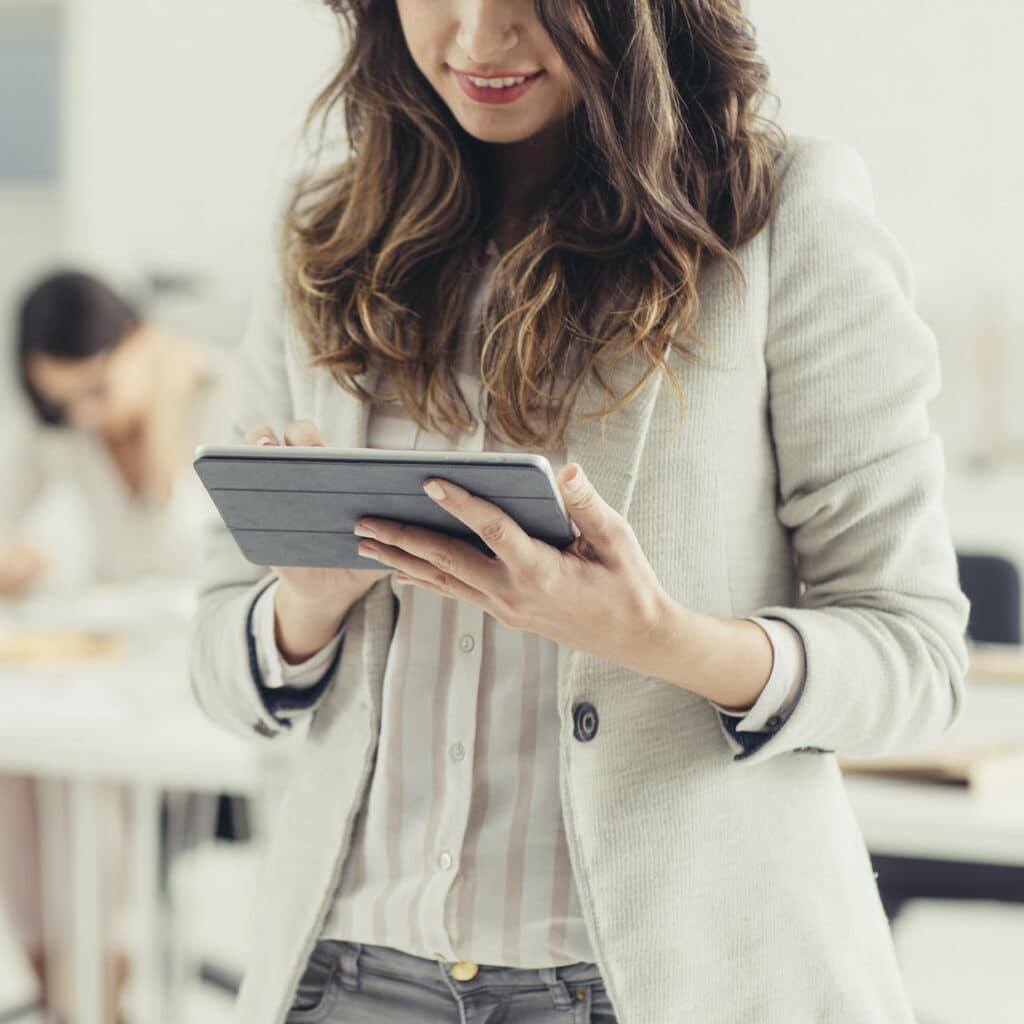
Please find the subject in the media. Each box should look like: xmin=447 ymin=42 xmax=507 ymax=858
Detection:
xmin=450 ymin=69 xmax=545 ymax=105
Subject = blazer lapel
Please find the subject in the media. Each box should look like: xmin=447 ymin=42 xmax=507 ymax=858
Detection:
xmin=557 ymin=353 xmax=665 ymax=708
xmin=320 ymin=365 xmax=378 ymax=450
xmin=317 ymin=364 xmax=399 ymax=721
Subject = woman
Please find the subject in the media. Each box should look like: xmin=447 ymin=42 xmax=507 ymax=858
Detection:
xmin=190 ymin=1 xmax=969 ymax=1021
xmin=0 ymin=270 xmax=222 ymax=594
xmin=0 ymin=269 xmax=225 ymax=1020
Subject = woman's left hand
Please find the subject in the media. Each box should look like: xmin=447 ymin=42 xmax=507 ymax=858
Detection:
xmin=352 ymin=464 xmax=673 ymax=673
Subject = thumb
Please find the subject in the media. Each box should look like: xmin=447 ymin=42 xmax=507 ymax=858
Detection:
xmin=557 ymin=463 xmax=618 ymax=549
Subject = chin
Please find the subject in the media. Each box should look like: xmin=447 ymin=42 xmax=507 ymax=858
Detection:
xmin=456 ymin=114 xmax=547 ymax=146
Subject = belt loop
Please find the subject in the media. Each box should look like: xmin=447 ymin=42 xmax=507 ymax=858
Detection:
xmin=335 ymin=941 xmax=363 ymax=991
xmin=539 ymin=966 xmax=573 ymax=1010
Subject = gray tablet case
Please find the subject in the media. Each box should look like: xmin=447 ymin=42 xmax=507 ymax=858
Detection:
xmin=193 ymin=445 xmax=576 ymax=569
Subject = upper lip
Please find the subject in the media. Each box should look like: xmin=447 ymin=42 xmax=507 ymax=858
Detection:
xmin=450 ymin=68 xmax=543 ymax=79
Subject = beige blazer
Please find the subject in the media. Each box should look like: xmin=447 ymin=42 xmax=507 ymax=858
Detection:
xmin=189 ymin=134 xmax=970 ymax=1023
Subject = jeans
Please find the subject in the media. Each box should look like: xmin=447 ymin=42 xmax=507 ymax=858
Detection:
xmin=285 ymin=939 xmax=619 ymax=1023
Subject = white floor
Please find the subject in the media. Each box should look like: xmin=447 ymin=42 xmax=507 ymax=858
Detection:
xmin=895 ymin=900 xmax=1024 ymax=1024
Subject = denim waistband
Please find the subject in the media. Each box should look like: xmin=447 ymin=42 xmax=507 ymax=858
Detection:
xmin=309 ymin=938 xmax=605 ymax=1005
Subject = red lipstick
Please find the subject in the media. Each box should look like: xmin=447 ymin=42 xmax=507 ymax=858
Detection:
xmin=451 ymin=68 xmax=545 ymax=106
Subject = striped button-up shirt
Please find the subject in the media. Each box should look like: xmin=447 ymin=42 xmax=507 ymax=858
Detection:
xmin=253 ymin=241 xmax=805 ymax=967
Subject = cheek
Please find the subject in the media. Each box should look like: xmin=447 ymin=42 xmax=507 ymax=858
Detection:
xmin=530 ymin=30 xmax=582 ymax=115
xmin=546 ymin=65 xmax=581 ymax=116
xmin=104 ymin=393 xmax=133 ymax=423
xmin=104 ymin=352 xmax=148 ymax=419
xmin=526 ymin=57 xmax=581 ymax=129
xmin=394 ymin=2 xmax=440 ymax=77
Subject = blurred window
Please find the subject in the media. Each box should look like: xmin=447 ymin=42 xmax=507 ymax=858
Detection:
xmin=0 ymin=4 xmax=61 ymax=182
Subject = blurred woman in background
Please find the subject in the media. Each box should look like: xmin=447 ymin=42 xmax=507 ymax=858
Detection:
xmin=0 ymin=269 xmax=224 ymax=595
xmin=0 ymin=269 xmax=226 ymax=1021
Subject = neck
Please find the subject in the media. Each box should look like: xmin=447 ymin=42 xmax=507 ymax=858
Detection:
xmin=484 ymin=122 xmax=569 ymax=247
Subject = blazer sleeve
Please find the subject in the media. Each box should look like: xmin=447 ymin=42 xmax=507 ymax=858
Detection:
xmin=717 ymin=137 xmax=971 ymax=766
xmin=187 ymin=234 xmax=344 ymax=743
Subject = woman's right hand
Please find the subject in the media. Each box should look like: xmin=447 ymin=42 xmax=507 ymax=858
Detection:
xmin=243 ymin=420 xmax=391 ymax=662
xmin=0 ymin=536 xmax=51 ymax=598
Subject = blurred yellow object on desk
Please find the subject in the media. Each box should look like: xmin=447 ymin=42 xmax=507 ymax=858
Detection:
xmin=841 ymin=741 xmax=1024 ymax=793
xmin=0 ymin=627 xmax=123 ymax=661
xmin=967 ymin=642 xmax=1024 ymax=682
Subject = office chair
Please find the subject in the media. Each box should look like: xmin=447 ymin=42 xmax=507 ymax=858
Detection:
xmin=956 ymin=552 xmax=1021 ymax=645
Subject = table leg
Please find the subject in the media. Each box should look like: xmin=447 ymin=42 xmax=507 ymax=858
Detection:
xmin=130 ymin=784 xmax=163 ymax=1024
xmin=69 ymin=779 xmax=103 ymax=1024
xmin=37 ymin=779 xmax=67 ymax=1019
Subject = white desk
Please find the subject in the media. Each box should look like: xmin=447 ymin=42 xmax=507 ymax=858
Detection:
xmin=844 ymin=774 xmax=1024 ymax=867
xmin=5 ymin=586 xmax=1024 ymax=1021
xmin=0 ymin=582 xmax=291 ymax=1024
xmin=842 ymin=670 xmax=1024 ymax=868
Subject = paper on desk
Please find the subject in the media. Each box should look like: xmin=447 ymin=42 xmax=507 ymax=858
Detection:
xmin=839 ymin=675 xmax=1024 ymax=792
xmin=840 ymin=741 xmax=1024 ymax=791
xmin=0 ymin=627 xmax=123 ymax=662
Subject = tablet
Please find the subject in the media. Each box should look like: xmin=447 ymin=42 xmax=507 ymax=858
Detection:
xmin=193 ymin=444 xmax=577 ymax=570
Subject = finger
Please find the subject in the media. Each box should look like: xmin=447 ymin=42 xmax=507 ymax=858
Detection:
xmin=556 ymin=464 xmax=624 ymax=556
xmin=283 ymin=420 xmax=326 ymax=447
xmin=243 ymin=425 xmax=280 ymax=446
xmin=420 ymin=478 xmax=542 ymax=570
xmin=355 ymin=518 xmax=501 ymax=594
xmin=393 ymin=571 xmax=490 ymax=607
xmin=356 ymin=538 xmax=490 ymax=606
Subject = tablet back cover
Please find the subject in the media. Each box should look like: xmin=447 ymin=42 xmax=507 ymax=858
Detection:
xmin=194 ymin=453 xmax=574 ymax=569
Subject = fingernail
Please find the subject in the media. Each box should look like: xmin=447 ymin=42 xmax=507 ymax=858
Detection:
xmin=424 ymin=480 xmax=446 ymax=501
xmin=353 ymin=524 xmax=376 ymax=539
xmin=258 ymin=437 xmax=274 ymax=446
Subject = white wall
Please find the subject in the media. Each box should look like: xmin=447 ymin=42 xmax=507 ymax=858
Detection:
xmin=9 ymin=0 xmax=1024 ymax=462
xmin=62 ymin=0 xmax=342 ymax=337
xmin=750 ymin=0 xmax=1024 ymax=466
xmin=0 ymin=0 xmax=63 ymax=406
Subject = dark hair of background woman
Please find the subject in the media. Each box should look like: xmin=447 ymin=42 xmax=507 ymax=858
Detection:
xmin=16 ymin=271 xmax=141 ymax=426
xmin=284 ymin=0 xmax=785 ymax=451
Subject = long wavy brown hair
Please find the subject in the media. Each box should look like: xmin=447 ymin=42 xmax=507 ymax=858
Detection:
xmin=283 ymin=0 xmax=785 ymax=449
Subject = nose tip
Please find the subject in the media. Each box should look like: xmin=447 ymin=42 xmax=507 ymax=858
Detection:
xmin=456 ymin=17 xmax=518 ymax=63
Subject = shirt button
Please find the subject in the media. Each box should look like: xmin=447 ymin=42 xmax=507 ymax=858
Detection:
xmin=449 ymin=741 xmax=466 ymax=763
xmin=572 ymin=702 xmax=599 ymax=742
xmin=459 ymin=634 xmax=475 ymax=653
xmin=438 ymin=850 xmax=453 ymax=870
xmin=765 ymin=715 xmax=783 ymax=730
